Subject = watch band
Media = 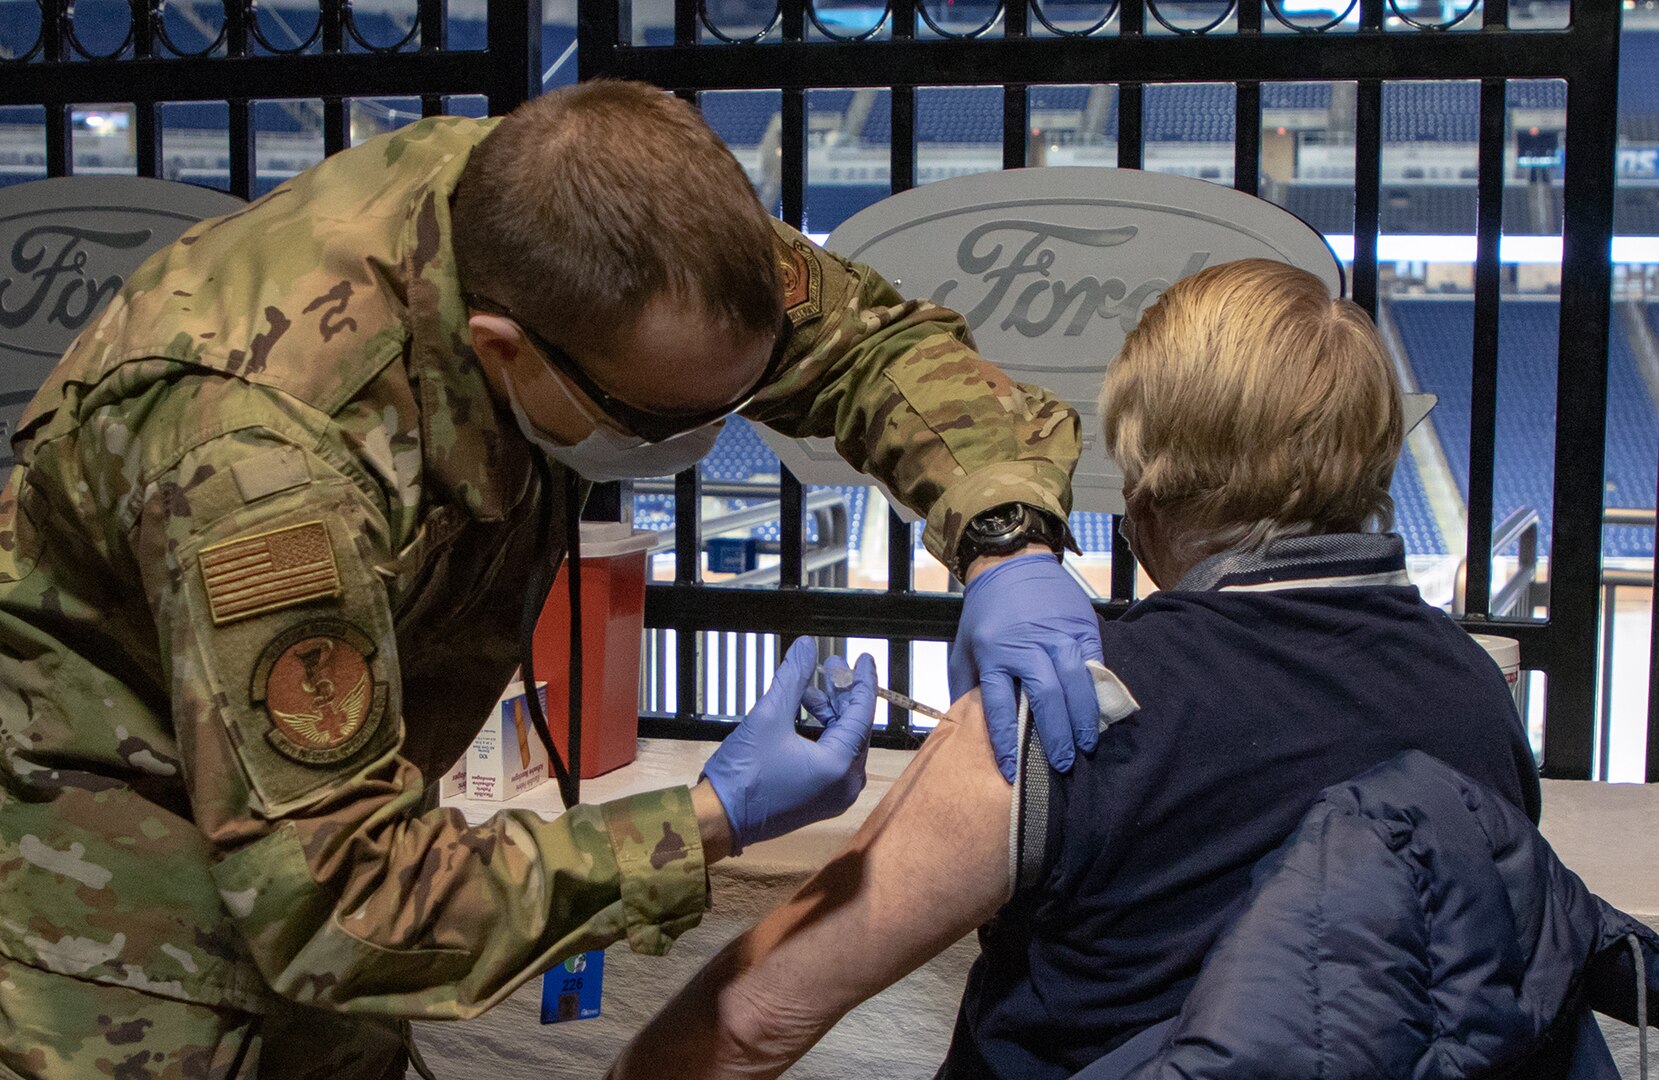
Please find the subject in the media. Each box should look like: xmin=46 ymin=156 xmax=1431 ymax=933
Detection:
xmin=955 ymin=503 xmax=1067 ymax=581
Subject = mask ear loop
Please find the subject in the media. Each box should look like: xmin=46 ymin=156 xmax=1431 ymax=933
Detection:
xmin=520 ymin=455 xmax=579 ymax=808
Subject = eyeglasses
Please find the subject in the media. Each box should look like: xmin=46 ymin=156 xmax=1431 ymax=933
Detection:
xmin=462 ymin=292 xmax=792 ymax=444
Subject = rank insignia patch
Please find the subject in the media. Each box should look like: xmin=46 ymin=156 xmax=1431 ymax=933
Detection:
xmin=777 ymin=237 xmax=822 ymax=327
xmin=200 ymin=520 xmax=340 ymax=626
xmin=251 ymin=620 xmax=386 ymax=766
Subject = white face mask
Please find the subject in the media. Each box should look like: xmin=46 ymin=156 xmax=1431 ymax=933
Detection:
xmin=503 ymin=368 xmax=724 ymax=482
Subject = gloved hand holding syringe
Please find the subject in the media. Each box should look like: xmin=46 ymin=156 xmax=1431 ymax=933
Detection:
xmin=816 ymin=662 xmax=948 ymax=722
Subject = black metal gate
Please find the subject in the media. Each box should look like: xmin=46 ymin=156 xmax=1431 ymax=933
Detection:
xmin=0 ymin=0 xmax=1638 ymax=778
xmin=578 ymin=0 xmax=1633 ymax=779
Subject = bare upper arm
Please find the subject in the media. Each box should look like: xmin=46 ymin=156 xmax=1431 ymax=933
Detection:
xmin=724 ymin=691 xmax=1014 ymax=1053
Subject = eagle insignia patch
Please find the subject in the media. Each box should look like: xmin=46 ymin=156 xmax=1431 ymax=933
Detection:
xmin=777 ymin=237 xmax=823 ymax=327
xmin=250 ymin=620 xmax=385 ymax=765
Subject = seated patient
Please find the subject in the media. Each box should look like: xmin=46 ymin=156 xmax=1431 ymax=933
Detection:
xmin=607 ymin=259 xmax=1541 ymax=1080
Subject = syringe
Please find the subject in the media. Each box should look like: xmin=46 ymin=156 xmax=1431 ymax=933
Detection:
xmin=817 ymin=663 xmax=949 ymax=722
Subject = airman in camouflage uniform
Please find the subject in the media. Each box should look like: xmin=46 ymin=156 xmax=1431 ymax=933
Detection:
xmin=0 ymin=107 xmax=1080 ymax=1076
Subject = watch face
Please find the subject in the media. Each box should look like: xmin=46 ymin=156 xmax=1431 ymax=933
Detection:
xmin=973 ymin=505 xmax=1027 ymax=541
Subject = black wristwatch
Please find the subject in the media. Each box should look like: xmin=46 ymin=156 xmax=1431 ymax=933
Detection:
xmin=954 ymin=502 xmax=1067 ymax=581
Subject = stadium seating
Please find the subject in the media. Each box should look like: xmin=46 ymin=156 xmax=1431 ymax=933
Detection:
xmin=1390 ymin=299 xmax=1658 ymax=558
xmin=804 ymin=184 xmax=889 ymax=234
xmin=1391 ymin=442 xmax=1447 ymax=555
xmin=630 ymin=417 xmax=872 ymax=550
xmin=1621 ymin=34 xmax=1659 ymax=117
xmin=1382 ymin=82 xmax=1480 ymax=143
xmin=700 ymin=91 xmax=781 ymax=146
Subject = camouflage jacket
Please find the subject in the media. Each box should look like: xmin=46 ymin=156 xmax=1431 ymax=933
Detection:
xmin=0 ymin=117 xmax=1080 ymax=1018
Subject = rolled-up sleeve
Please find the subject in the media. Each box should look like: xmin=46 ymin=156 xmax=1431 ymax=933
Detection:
xmin=742 ymin=220 xmax=1082 ymax=568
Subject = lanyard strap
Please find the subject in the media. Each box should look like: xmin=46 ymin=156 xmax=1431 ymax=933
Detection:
xmin=520 ymin=455 xmax=580 ymax=808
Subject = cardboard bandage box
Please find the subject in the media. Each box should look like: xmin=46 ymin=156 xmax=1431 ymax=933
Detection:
xmin=465 ymin=683 xmax=551 ymax=802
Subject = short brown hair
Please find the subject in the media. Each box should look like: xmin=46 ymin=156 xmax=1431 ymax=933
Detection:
xmin=1101 ymin=259 xmax=1403 ymax=551
xmin=452 ymin=80 xmax=782 ymax=355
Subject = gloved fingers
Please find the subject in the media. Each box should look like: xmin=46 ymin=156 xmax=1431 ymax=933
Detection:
xmin=819 ymin=654 xmax=855 ymax=714
xmin=816 ymin=653 xmax=877 ymax=762
xmin=1022 ymin=654 xmax=1078 ymax=774
xmin=1052 ymin=638 xmax=1101 ymax=756
xmin=801 ymin=686 xmax=836 ymax=727
xmin=753 ymin=638 xmax=819 ymax=724
xmin=981 ymin=669 xmax=1020 ymax=783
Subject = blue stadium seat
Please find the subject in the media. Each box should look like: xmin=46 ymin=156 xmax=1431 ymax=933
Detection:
xmin=1391 ymin=442 xmax=1447 ymax=555
xmin=1391 ymin=299 xmax=1658 ymax=559
xmin=1382 ymin=82 xmax=1479 ymax=143
xmin=1263 ymin=83 xmax=1333 ymax=111
xmin=1144 ymin=84 xmax=1234 ymax=143
xmin=700 ymin=91 xmax=779 ymax=147
xmin=805 ymin=184 xmax=889 ymax=234
xmin=1621 ymin=34 xmax=1659 ymax=116
xmin=917 ymin=87 xmax=1002 ymax=144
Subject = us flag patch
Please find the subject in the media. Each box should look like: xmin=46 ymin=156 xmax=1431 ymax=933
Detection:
xmin=199 ymin=521 xmax=341 ymax=626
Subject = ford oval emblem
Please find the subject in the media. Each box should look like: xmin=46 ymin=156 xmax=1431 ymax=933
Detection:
xmin=759 ymin=168 xmax=1343 ymax=515
xmin=0 ymin=176 xmax=245 ymax=461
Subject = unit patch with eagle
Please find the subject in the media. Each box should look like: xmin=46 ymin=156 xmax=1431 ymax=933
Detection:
xmin=250 ymin=620 xmax=387 ymax=766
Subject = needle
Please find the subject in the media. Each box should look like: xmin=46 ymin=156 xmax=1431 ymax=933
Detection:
xmin=817 ymin=663 xmax=949 ymax=722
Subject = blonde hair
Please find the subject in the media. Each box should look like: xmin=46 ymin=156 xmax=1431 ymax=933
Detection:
xmin=1100 ymin=259 xmax=1403 ymax=555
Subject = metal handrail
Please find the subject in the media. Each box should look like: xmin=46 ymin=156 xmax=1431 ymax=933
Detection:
xmin=1453 ymin=507 xmax=1542 ymax=621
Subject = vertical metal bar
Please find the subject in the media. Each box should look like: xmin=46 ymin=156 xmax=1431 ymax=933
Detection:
xmin=1544 ymin=7 xmax=1622 ymax=779
xmin=780 ymin=473 xmax=805 ymax=588
xmin=885 ymin=512 xmax=913 ymax=733
xmin=1002 ymin=0 xmax=1026 ymax=170
xmin=1234 ymin=1 xmax=1260 ymax=196
xmin=1465 ymin=77 xmax=1506 ymax=620
xmin=674 ymin=467 xmax=702 ymax=716
xmin=419 ymin=0 xmax=447 ymax=118
xmin=1648 ymin=554 xmax=1659 ymax=780
xmin=673 ymin=0 xmax=696 ymax=44
xmin=491 ymin=0 xmax=543 ymax=111
xmin=1483 ymin=0 xmax=1508 ymax=29
xmin=1003 ymin=84 xmax=1027 ymax=171
xmin=1233 ymin=83 xmax=1259 ymax=198
xmin=1110 ymin=8 xmax=1144 ymax=604
xmin=716 ymin=628 xmax=729 ymax=717
xmin=132 ymin=0 xmax=161 ymax=179
xmin=1351 ymin=0 xmax=1384 ymax=315
xmin=43 ymin=0 xmax=69 ymax=177
xmin=227 ymin=0 xmax=251 ymax=198
xmin=1352 ymin=79 xmax=1381 ymax=316
xmin=1599 ymin=583 xmax=1616 ymax=781
xmin=579 ymin=0 xmax=623 ymax=75
xmin=321 ymin=0 xmax=348 ymax=153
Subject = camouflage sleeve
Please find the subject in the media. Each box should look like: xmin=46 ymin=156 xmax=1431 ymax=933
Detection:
xmin=741 ymin=220 xmax=1083 ymax=570
xmin=130 ymin=428 xmax=706 ymax=1018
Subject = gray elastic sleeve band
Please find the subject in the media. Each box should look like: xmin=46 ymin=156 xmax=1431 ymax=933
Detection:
xmin=1011 ymin=693 xmax=1052 ymax=894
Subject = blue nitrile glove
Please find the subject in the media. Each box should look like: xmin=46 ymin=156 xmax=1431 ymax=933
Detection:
xmin=950 ymin=552 xmax=1105 ymax=780
xmin=702 ymin=640 xmax=877 ymax=853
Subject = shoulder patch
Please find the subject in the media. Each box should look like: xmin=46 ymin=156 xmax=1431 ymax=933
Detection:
xmin=777 ymin=237 xmax=823 ymax=327
xmin=250 ymin=620 xmax=387 ymax=766
xmin=199 ymin=520 xmax=340 ymax=625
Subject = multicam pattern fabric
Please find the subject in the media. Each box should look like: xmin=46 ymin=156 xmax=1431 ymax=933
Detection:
xmin=0 ymin=114 xmax=1078 ymax=1062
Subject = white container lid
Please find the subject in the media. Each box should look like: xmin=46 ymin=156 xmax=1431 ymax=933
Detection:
xmin=573 ymin=521 xmax=657 ymax=559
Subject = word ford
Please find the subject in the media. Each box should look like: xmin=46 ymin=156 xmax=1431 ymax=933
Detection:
xmin=930 ymin=220 xmax=1209 ymax=338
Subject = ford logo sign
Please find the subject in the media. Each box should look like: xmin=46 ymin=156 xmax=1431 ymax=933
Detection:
xmin=0 ymin=176 xmax=244 ymax=463
xmin=759 ymin=167 xmax=1344 ymax=515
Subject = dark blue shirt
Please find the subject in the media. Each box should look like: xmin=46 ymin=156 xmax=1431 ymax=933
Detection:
xmin=939 ymin=535 xmax=1541 ymax=1080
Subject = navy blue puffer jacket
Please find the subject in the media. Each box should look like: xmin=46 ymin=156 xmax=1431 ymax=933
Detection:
xmin=1083 ymin=752 xmax=1658 ymax=1080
